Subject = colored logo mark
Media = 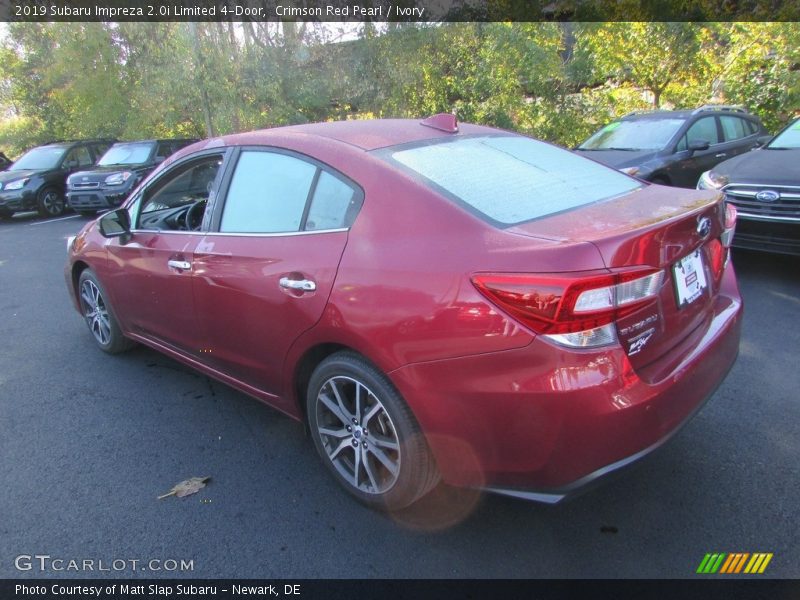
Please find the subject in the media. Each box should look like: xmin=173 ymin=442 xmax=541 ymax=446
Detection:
xmin=696 ymin=553 xmax=773 ymax=574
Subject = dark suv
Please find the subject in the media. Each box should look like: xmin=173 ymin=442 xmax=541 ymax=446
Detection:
xmin=66 ymin=139 xmax=197 ymax=216
xmin=575 ymin=105 xmax=770 ymax=188
xmin=0 ymin=139 xmax=115 ymax=218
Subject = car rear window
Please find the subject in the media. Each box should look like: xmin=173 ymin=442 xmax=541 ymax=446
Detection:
xmin=385 ymin=135 xmax=643 ymax=226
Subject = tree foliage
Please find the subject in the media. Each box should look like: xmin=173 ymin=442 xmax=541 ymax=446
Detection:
xmin=1 ymin=22 xmax=798 ymax=157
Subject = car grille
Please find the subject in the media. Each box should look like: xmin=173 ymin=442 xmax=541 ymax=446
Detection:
xmin=71 ymin=181 xmax=101 ymax=189
xmin=724 ymin=184 xmax=800 ymax=222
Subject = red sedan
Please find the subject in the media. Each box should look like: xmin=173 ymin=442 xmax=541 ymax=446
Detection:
xmin=65 ymin=115 xmax=742 ymax=509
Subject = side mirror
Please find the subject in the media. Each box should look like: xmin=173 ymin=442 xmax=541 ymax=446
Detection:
xmin=755 ymin=135 xmax=773 ymax=147
xmin=98 ymin=207 xmax=131 ymax=243
xmin=688 ymin=139 xmax=710 ymax=154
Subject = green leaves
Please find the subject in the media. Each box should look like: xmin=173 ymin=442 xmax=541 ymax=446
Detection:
xmin=0 ymin=23 xmax=797 ymax=158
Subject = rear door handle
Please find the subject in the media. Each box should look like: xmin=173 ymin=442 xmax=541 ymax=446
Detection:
xmin=167 ymin=259 xmax=191 ymax=271
xmin=279 ymin=277 xmax=316 ymax=292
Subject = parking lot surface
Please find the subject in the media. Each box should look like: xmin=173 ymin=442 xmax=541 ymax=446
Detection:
xmin=1 ymin=212 xmax=798 ymax=578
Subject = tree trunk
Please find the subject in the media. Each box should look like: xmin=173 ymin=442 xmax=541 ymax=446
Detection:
xmin=188 ymin=22 xmax=215 ymax=138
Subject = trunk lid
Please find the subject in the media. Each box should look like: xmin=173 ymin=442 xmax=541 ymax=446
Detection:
xmin=507 ymin=185 xmax=727 ymax=378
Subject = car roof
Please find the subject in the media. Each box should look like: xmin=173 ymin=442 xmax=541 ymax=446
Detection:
xmin=218 ymin=119 xmax=500 ymax=152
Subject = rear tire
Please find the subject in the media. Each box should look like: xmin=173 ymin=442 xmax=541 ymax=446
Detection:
xmin=77 ymin=269 xmax=134 ymax=354
xmin=37 ymin=186 xmax=66 ymax=217
xmin=307 ymin=351 xmax=440 ymax=510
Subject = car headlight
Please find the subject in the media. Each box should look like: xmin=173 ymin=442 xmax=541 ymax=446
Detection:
xmin=104 ymin=171 xmax=133 ymax=186
xmin=697 ymin=170 xmax=728 ymax=190
xmin=4 ymin=178 xmax=29 ymax=191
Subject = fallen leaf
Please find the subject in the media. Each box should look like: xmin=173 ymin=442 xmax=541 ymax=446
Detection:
xmin=158 ymin=476 xmax=211 ymax=500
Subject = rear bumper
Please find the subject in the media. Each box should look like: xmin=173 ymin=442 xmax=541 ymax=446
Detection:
xmin=389 ymin=266 xmax=743 ymax=501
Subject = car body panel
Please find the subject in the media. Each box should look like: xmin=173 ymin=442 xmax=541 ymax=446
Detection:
xmin=65 ymin=118 xmax=743 ymax=500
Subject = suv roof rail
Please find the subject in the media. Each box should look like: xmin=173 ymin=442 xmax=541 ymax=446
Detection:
xmin=621 ymin=110 xmax=652 ymax=118
xmin=692 ymin=104 xmax=746 ymax=115
xmin=44 ymin=138 xmax=117 ymax=145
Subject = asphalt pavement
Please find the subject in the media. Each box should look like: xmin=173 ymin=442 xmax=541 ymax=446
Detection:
xmin=1 ymin=211 xmax=798 ymax=579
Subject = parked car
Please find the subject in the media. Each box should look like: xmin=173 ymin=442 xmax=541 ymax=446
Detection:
xmin=697 ymin=117 xmax=800 ymax=255
xmin=575 ymin=105 xmax=769 ymax=188
xmin=67 ymin=139 xmax=198 ymax=217
xmin=0 ymin=139 xmax=115 ymax=218
xmin=65 ymin=115 xmax=742 ymax=510
xmin=0 ymin=151 xmax=11 ymax=171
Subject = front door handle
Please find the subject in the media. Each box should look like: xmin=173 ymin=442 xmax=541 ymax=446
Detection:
xmin=279 ymin=277 xmax=316 ymax=292
xmin=715 ymin=153 xmax=727 ymax=158
xmin=167 ymin=259 xmax=191 ymax=271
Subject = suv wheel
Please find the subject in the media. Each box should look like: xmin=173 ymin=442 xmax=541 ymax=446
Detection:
xmin=307 ymin=352 xmax=440 ymax=510
xmin=37 ymin=187 xmax=66 ymax=218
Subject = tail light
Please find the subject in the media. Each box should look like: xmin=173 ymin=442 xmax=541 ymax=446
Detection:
xmin=471 ymin=268 xmax=663 ymax=348
xmin=721 ymin=203 xmax=737 ymax=248
xmin=707 ymin=239 xmax=725 ymax=282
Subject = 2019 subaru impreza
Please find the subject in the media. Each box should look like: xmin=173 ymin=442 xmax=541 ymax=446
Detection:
xmin=65 ymin=115 xmax=742 ymax=509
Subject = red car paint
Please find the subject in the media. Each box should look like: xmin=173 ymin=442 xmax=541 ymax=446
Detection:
xmin=65 ymin=118 xmax=742 ymax=502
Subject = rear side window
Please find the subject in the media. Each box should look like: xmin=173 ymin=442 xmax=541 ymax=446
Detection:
xmin=219 ymin=150 xmax=363 ymax=234
xmin=386 ymin=136 xmax=642 ymax=226
xmin=221 ymin=151 xmax=316 ymax=233
xmin=306 ymin=171 xmax=357 ymax=231
xmin=720 ymin=116 xmax=750 ymax=141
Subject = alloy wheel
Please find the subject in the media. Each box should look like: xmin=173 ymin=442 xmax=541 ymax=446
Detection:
xmin=41 ymin=190 xmax=64 ymax=216
xmin=80 ymin=279 xmax=112 ymax=346
xmin=315 ymin=376 xmax=401 ymax=494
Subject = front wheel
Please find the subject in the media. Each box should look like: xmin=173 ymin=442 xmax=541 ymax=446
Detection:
xmin=307 ymin=352 xmax=439 ymax=510
xmin=77 ymin=269 xmax=134 ymax=354
xmin=37 ymin=186 xmax=66 ymax=217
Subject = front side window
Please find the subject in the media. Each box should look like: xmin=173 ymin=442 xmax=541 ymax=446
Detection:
xmin=578 ymin=118 xmax=685 ymax=151
xmin=137 ymin=155 xmax=222 ymax=230
xmin=387 ymin=135 xmax=643 ymax=226
xmin=685 ymin=117 xmax=719 ymax=146
xmin=64 ymin=146 xmax=93 ymax=168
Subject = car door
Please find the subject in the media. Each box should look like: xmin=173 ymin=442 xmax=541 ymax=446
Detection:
xmin=103 ymin=150 xmax=230 ymax=357
xmin=669 ymin=116 xmax=722 ymax=187
xmin=192 ymin=147 xmax=363 ymax=403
